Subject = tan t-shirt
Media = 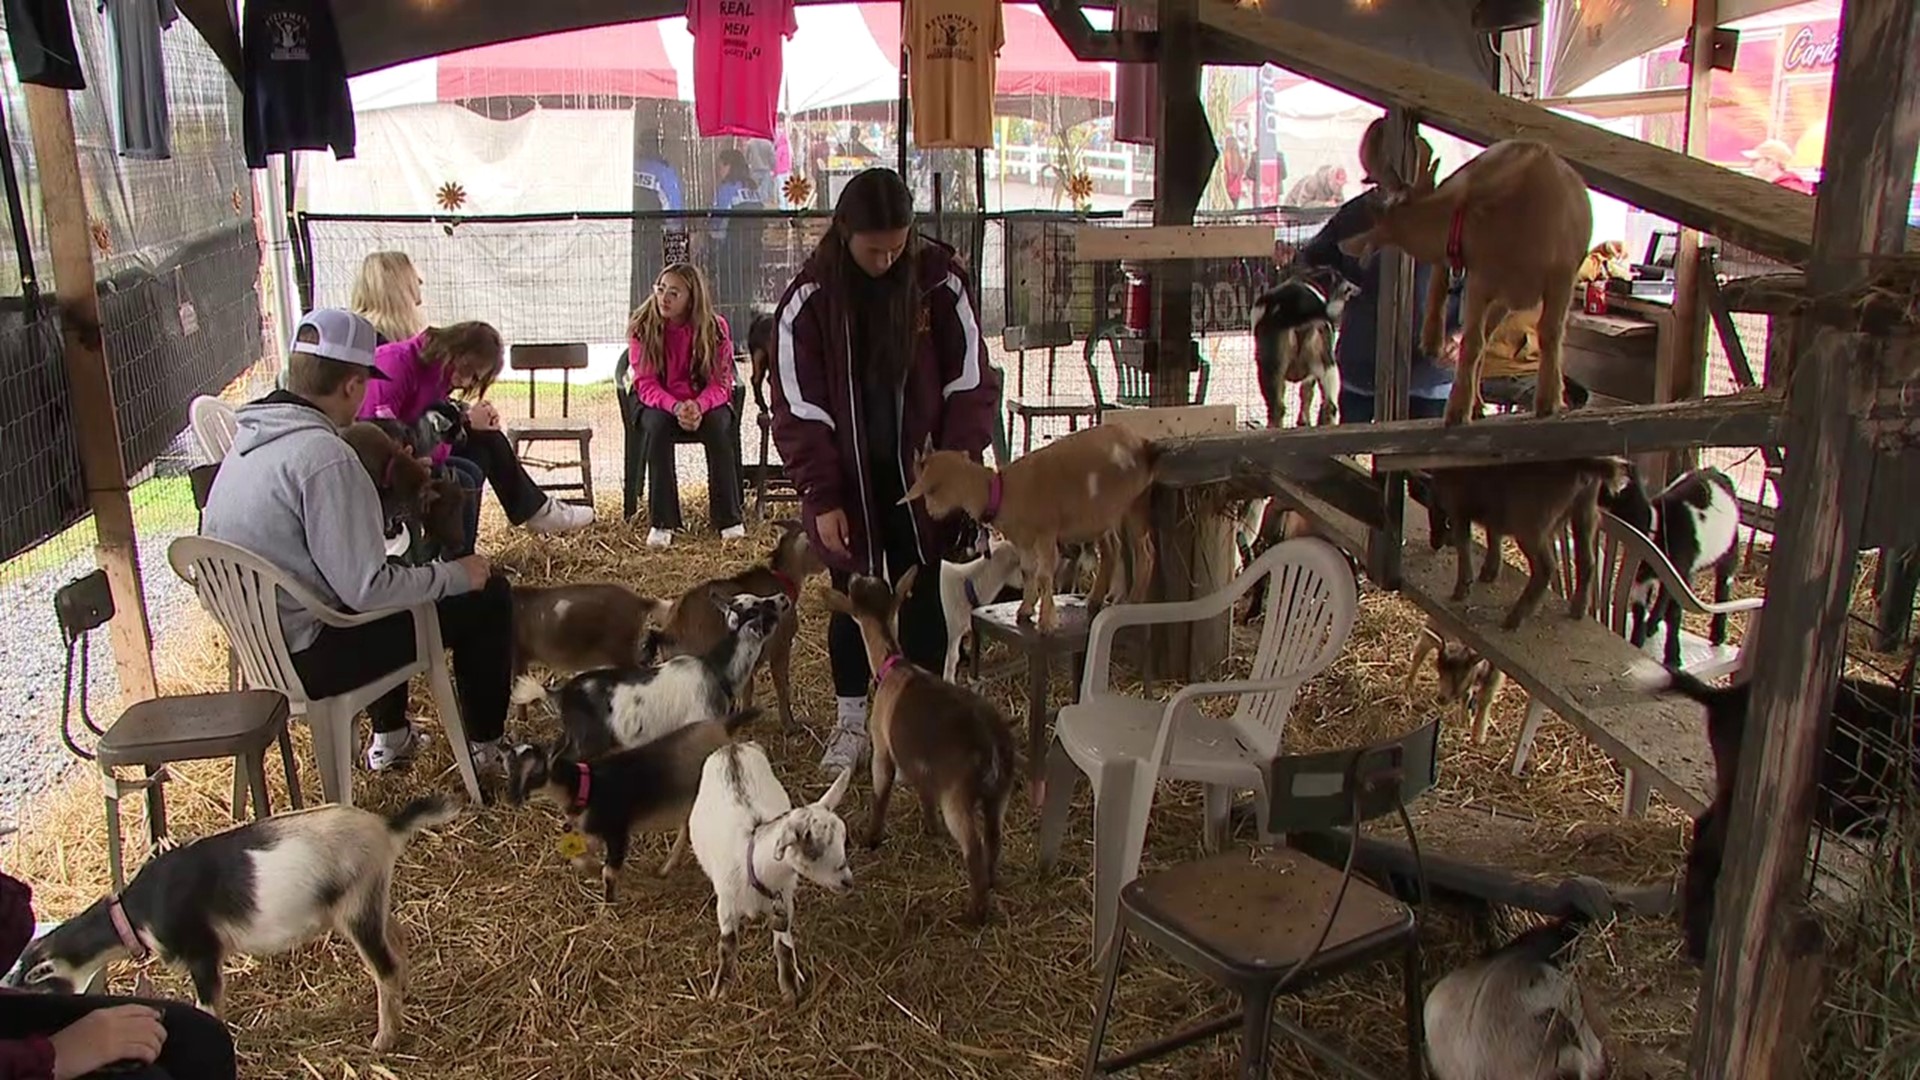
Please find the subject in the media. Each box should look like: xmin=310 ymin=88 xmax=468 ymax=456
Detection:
xmin=905 ymin=0 xmax=1004 ymax=149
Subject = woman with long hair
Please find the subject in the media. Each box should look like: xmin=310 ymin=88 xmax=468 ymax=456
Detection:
xmin=359 ymin=321 xmax=594 ymax=536
xmin=349 ymin=250 xmax=428 ymax=345
xmin=768 ymin=167 xmax=1000 ymax=773
xmin=623 ymin=262 xmax=743 ymax=547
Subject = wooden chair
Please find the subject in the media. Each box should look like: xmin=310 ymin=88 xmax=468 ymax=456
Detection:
xmin=504 ymin=342 xmax=594 ymax=507
xmin=616 ymin=347 xmax=749 ymax=522
xmin=741 ymin=345 xmax=798 ymax=525
xmin=1084 ymin=323 xmax=1210 ymax=417
xmin=168 ymin=536 xmax=485 ymax=808
xmin=1003 ymin=323 xmax=1098 ymax=454
xmin=55 ymin=569 xmax=301 ymax=890
xmin=1082 ymin=719 xmax=1435 ymax=1080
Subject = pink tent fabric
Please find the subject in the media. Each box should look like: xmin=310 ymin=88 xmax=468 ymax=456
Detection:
xmin=435 ymin=22 xmax=680 ymax=101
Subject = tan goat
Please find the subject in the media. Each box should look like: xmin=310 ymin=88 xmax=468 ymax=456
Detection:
xmin=824 ymin=567 xmax=1016 ymax=925
xmin=512 ymin=583 xmax=670 ymax=678
xmin=901 ymin=426 xmax=1156 ymax=633
xmin=1406 ymin=621 xmax=1508 ymax=744
xmin=1340 ymin=140 xmax=1593 ymax=427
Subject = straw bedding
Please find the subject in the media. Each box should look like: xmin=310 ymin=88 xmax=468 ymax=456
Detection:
xmin=15 ymin=496 xmax=1868 ymax=1079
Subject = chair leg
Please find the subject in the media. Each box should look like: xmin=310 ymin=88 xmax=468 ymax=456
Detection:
xmin=1239 ymin=984 xmax=1276 ymax=1080
xmin=311 ymin=707 xmax=355 ymax=805
xmin=231 ymin=764 xmax=249 ymax=822
xmin=429 ymin=659 xmax=485 ymax=805
xmin=1082 ymin=916 xmax=1130 ymax=1080
xmin=244 ymin=752 xmax=272 ymax=819
xmin=577 ymin=438 xmax=595 ymax=507
xmin=278 ymin=725 xmax=304 ymax=810
xmin=143 ymin=766 xmax=167 ymax=842
xmin=1036 ymin=739 xmax=1079 ymax=868
xmin=1403 ymin=942 xmax=1426 ymax=1080
xmin=1203 ymin=784 xmax=1232 ymax=854
xmin=104 ymin=794 xmax=126 ymax=893
xmin=1510 ymin=698 xmax=1548 ymax=777
xmin=1621 ymin=769 xmax=1651 ymax=817
xmin=1089 ymin=761 xmax=1146 ymax=965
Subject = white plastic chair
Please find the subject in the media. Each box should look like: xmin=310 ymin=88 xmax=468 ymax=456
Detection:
xmin=189 ymin=395 xmax=238 ymax=463
xmin=1036 ymin=537 xmax=1358 ymax=960
xmin=167 ymin=536 xmax=484 ymax=807
xmin=1510 ymin=510 xmax=1764 ymax=811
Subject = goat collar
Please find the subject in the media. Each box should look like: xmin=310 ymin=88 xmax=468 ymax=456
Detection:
xmin=1445 ymin=204 xmax=1467 ymax=274
xmin=107 ymin=896 xmax=149 ymax=962
xmin=962 ymin=577 xmax=982 ymax=608
xmin=746 ymin=819 xmax=781 ymax=902
xmin=873 ymin=653 xmax=904 ymax=688
xmin=981 ymin=473 xmax=1004 ymax=524
xmin=769 ymin=569 xmax=800 ymax=603
xmin=1298 ymin=278 xmax=1328 ymax=307
xmin=572 ymin=761 xmax=592 ymax=811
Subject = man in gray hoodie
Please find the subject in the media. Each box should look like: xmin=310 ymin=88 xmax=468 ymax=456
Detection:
xmin=202 ymin=309 xmax=513 ymax=775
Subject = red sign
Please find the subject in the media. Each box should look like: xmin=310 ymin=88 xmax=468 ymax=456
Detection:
xmin=1781 ymin=22 xmax=1839 ymax=73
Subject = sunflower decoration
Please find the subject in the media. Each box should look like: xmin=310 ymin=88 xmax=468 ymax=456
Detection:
xmin=435 ymin=181 xmax=468 ymax=213
xmin=782 ymin=172 xmax=814 ymax=209
xmin=88 ymin=218 xmax=112 ymax=256
xmin=1065 ymin=171 xmax=1095 ymax=212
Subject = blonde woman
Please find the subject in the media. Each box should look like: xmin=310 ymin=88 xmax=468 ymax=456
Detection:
xmin=621 ymin=262 xmax=742 ymax=547
xmin=349 ymin=251 xmax=428 ymax=344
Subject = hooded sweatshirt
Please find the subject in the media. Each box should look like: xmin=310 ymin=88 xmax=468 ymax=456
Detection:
xmin=202 ymin=391 xmax=471 ymax=652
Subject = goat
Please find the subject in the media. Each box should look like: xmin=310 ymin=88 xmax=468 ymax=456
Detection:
xmin=827 ymin=567 xmax=1016 ymax=924
xmin=902 ymin=425 xmax=1156 ymax=633
xmin=1425 ymin=458 xmax=1631 ymax=631
xmin=1251 ymin=268 xmax=1360 ymax=427
xmin=640 ymin=520 xmax=825 ymax=728
xmin=1408 ymin=621 xmax=1509 ymax=744
xmin=1424 ymin=914 xmax=1611 ymax=1080
xmin=1633 ymin=663 xmax=1919 ymax=961
xmin=1599 ymin=466 xmax=1741 ymax=668
xmin=512 ymin=582 xmax=671 ymax=679
xmin=341 ymin=422 xmax=465 ymax=554
xmin=507 ymin=707 xmax=762 ymax=898
xmin=8 ymin=797 xmax=457 ymax=1052
xmin=690 ymin=744 xmax=854 ymax=1004
xmin=939 ymin=538 xmax=1027 ymax=681
xmin=511 ymin=591 xmax=789 ymax=760
xmin=1340 ymin=140 xmax=1593 ymax=427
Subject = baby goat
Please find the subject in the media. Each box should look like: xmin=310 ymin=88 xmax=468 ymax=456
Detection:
xmin=9 ymin=797 xmax=457 ymax=1052
xmin=1424 ymin=458 xmax=1631 ymax=630
xmin=512 ymin=591 xmax=789 ymax=760
xmin=1251 ymin=268 xmax=1360 ymax=427
xmin=1424 ymin=914 xmax=1611 ymax=1080
xmin=341 ymin=422 xmax=466 ymax=555
xmin=507 ymin=707 xmax=762 ymax=899
xmin=642 ymin=520 xmax=825 ymax=728
xmin=1600 ymin=465 xmax=1741 ymax=667
xmin=939 ymin=538 xmax=1027 ymax=681
xmin=903 ymin=425 xmax=1156 ymax=633
xmin=1407 ymin=621 xmax=1508 ymax=743
xmin=513 ymin=582 xmax=670 ymax=677
xmin=690 ymin=744 xmax=854 ymax=1004
xmin=828 ymin=568 xmax=1016 ymax=924
xmin=1341 ymin=140 xmax=1593 ymax=427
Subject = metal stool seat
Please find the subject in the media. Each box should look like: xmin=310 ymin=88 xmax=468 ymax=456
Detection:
xmin=99 ymin=691 xmax=293 ymax=768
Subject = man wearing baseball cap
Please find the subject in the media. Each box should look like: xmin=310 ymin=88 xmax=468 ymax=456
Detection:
xmin=202 ymin=308 xmax=516 ymax=776
xmin=1742 ymin=139 xmax=1814 ymax=195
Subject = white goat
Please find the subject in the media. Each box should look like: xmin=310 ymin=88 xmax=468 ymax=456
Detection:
xmin=939 ymin=539 xmax=1027 ymax=681
xmin=690 ymin=742 xmax=854 ymax=1004
xmin=1424 ymin=916 xmax=1610 ymax=1080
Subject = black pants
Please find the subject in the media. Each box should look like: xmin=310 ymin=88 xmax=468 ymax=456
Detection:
xmin=0 ymin=993 xmax=236 ymax=1079
xmin=289 ymin=574 xmax=513 ymax=742
xmin=826 ymin=502 xmax=949 ymax=699
xmin=437 ymin=457 xmax=484 ymax=556
xmin=450 ymin=429 xmax=547 ymax=525
xmin=636 ymin=404 xmax=743 ymax=531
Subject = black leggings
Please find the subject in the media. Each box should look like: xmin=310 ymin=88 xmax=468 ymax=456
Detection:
xmin=449 ymin=429 xmax=547 ymax=525
xmin=636 ymin=404 xmax=743 ymax=531
xmin=827 ymin=559 xmax=948 ymax=699
xmin=0 ymin=993 xmax=236 ymax=1079
xmin=289 ymin=574 xmax=514 ymax=741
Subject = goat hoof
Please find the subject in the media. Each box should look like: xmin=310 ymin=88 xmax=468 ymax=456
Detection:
xmin=1501 ymin=615 xmax=1525 ymax=632
xmin=863 ymin=832 xmax=885 ymax=851
xmin=1450 ymin=587 xmax=1470 ymax=603
xmin=372 ymin=1029 xmax=400 ymax=1054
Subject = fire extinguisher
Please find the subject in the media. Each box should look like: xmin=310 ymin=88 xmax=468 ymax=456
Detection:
xmin=1123 ymin=269 xmax=1152 ymax=336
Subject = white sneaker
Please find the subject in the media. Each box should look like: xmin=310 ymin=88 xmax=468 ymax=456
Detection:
xmin=720 ymin=525 xmax=747 ymax=540
xmin=646 ymin=528 xmax=674 ymax=548
xmin=526 ymin=498 xmax=594 ymax=535
xmin=366 ymin=725 xmax=430 ymax=772
xmin=820 ymin=696 xmax=869 ymax=775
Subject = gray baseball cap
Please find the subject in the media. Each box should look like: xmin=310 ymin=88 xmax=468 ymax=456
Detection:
xmin=290 ymin=308 xmax=387 ymax=379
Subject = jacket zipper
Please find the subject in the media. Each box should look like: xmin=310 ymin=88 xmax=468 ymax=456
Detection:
xmin=843 ymin=312 xmax=877 ymax=575
xmin=897 ymin=377 xmax=923 ymax=565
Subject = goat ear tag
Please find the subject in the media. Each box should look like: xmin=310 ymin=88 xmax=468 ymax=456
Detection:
xmin=557 ymin=831 xmax=588 ymax=859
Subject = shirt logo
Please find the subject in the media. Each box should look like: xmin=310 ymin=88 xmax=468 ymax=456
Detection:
xmin=265 ymin=12 xmax=311 ymax=62
xmin=926 ymin=14 xmax=979 ymax=62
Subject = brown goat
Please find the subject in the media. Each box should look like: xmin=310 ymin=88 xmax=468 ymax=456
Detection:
xmin=1340 ymin=140 xmax=1593 ymax=427
xmin=341 ymin=422 xmax=466 ymax=554
xmin=512 ymin=583 xmax=670 ymax=679
xmin=1406 ymin=621 xmax=1509 ymax=743
xmin=824 ymin=567 xmax=1015 ymax=925
xmin=901 ymin=426 xmax=1156 ymax=633
xmin=643 ymin=521 xmax=825 ymax=729
xmin=1424 ymin=458 xmax=1630 ymax=631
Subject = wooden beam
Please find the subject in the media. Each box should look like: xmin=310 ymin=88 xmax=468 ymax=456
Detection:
xmin=1194 ymin=0 xmax=1920 ymax=264
xmin=1666 ymin=0 xmax=1719 ymax=478
xmin=1070 ymin=224 xmax=1273 ymax=262
xmin=1536 ymin=88 xmax=1729 ymax=120
xmin=22 ymin=85 xmax=157 ymax=704
xmin=1694 ymin=0 xmax=1920 ymax=1075
xmin=1034 ymin=0 xmax=1160 ymax=61
xmin=1151 ymin=392 xmax=1785 ymax=485
xmin=1367 ymin=109 xmax=1417 ymax=589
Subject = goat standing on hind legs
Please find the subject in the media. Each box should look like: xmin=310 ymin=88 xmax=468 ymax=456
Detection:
xmin=1340 ymin=139 xmax=1593 ymax=427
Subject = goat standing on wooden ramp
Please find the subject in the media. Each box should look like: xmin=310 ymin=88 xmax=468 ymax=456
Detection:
xmin=826 ymin=567 xmax=1016 ymax=924
xmin=1424 ymin=914 xmax=1611 ymax=1080
xmin=1251 ymin=268 xmax=1360 ymax=427
xmin=1340 ymin=140 xmax=1593 ymax=426
xmin=901 ymin=425 xmax=1156 ymax=633
xmin=1599 ymin=465 xmax=1742 ymax=667
xmin=9 ymin=798 xmax=459 ymax=1052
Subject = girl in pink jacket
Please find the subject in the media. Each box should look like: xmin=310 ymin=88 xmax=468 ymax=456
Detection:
xmin=621 ymin=263 xmax=743 ymax=547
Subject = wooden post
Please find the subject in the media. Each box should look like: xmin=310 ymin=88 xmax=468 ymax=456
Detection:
xmin=1366 ymin=108 xmax=1417 ymax=589
xmin=1693 ymin=1 xmax=1920 ymax=1075
xmin=1665 ymin=0 xmax=1718 ymax=480
xmin=22 ymin=85 xmax=157 ymax=703
xmin=1147 ymin=0 xmax=1214 ymax=408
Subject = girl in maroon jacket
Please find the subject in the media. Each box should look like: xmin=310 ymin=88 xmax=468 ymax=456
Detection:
xmin=768 ymin=168 xmax=1001 ymax=774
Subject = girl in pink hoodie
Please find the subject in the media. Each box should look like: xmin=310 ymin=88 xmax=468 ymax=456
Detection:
xmin=621 ymin=263 xmax=742 ymax=547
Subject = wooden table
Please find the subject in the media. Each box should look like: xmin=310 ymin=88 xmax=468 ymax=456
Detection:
xmin=1563 ymin=294 xmax=1682 ymax=483
xmin=969 ymin=596 xmax=1092 ymax=804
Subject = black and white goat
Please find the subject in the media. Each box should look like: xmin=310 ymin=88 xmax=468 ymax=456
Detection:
xmin=512 ymin=590 xmax=789 ymax=760
xmin=939 ymin=538 xmax=1026 ymax=681
xmin=1251 ymin=268 xmax=1360 ymax=427
xmin=1600 ymin=465 xmax=1740 ymax=667
xmin=8 ymin=797 xmax=457 ymax=1052
xmin=690 ymin=743 xmax=854 ymax=1004
xmin=1424 ymin=914 xmax=1611 ymax=1080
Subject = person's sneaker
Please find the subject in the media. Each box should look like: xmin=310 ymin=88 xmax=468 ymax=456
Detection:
xmin=720 ymin=524 xmax=747 ymax=540
xmin=466 ymin=737 xmax=510 ymax=778
xmin=646 ymin=528 xmax=674 ymax=548
xmin=819 ymin=726 xmax=868 ymax=775
xmin=526 ymin=498 xmax=594 ymax=535
xmin=366 ymin=725 xmax=430 ymax=772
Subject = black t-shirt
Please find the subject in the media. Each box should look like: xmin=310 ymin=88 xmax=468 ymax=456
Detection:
xmin=242 ymin=0 xmax=355 ymax=168
xmin=4 ymin=0 xmax=85 ymax=89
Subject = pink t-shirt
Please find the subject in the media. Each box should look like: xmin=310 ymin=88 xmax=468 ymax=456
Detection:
xmin=688 ymin=0 xmax=797 ymax=141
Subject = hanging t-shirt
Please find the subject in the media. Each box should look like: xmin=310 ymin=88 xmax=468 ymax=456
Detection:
xmin=903 ymin=0 xmax=1003 ymax=150
xmin=687 ymin=0 xmax=797 ymax=141
xmin=1112 ymin=0 xmax=1156 ymax=146
xmin=3 ymin=0 xmax=86 ymax=89
xmin=241 ymin=0 xmax=355 ymax=169
xmin=101 ymin=0 xmax=179 ymax=161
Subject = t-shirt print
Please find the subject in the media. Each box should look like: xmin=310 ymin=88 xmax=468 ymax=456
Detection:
xmin=905 ymin=0 xmax=1004 ymax=149
xmin=688 ymin=0 xmax=798 ymax=141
